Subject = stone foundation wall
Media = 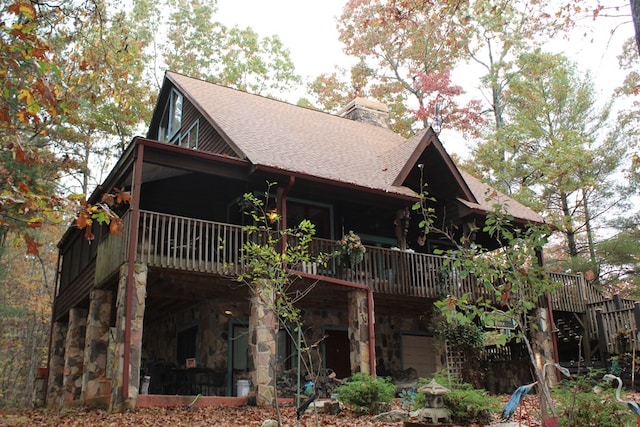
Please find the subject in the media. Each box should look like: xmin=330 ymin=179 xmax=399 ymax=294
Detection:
xmin=110 ymin=263 xmax=147 ymax=411
xmin=63 ymin=308 xmax=87 ymax=405
xmin=82 ymin=289 xmax=113 ymax=407
xmin=375 ymin=313 xmax=433 ymax=375
xmin=141 ymin=295 xmax=438 ymax=392
xmin=47 ymin=321 xmax=68 ymax=407
xmin=142 ymin=300 xmax=248 ymax=369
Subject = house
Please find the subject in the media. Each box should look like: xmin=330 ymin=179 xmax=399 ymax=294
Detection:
xmin=46 ymin=71 xmax=604 ymax=411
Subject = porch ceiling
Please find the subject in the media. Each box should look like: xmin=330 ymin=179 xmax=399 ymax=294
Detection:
xmin=143 ymin=267 xmax=433 ymax=324
xmin=144 ymin=268 xmax=250 ymax=322
xmin=143 ymin=269 xmax=354 ymax=322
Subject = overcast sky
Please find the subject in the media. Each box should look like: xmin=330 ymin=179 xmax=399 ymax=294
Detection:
xmin=216 ymin=0 xmax=351 ymax=81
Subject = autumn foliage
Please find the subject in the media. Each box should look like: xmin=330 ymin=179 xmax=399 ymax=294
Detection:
xmin=75 ymin=188 xmax=131 ymax=241
xmin=0 ymin=1 xmax=136 ymax=256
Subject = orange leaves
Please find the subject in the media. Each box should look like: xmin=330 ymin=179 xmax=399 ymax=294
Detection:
xmin=7 ymin=1 xmax=37 ymax=21
xmin=75 ymin=188 xmax=131 ymax=241
xmin=26 ymin=217 xmax=43 ymax=229
xmin=17 ymin=181 xmax=30 ymax=194
xmin=76 ymin=209 xmax=94 ymax=240
xmin=109 ymin=217 xmax=124 ymax=235
xmin=100 ymin=187 xmax=131 ymax=206
xmin=266 ymin=208 xmax=279 ymax=224
xmin=23 ymin=233 xmax=42 ymax=255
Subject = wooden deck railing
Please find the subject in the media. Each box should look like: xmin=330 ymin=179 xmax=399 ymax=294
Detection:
xmin=95 ymin=210 xmax=132 ymax=286
xmin=586 ymin=296 xmax=637 ymax=341
xmin=299 ymin=237 xmax=479 ymax=298
xmin=595 ymin=306 xmax=638 ymax=355
xmin=548 ymin=272 xmax=603 ymax=313
xmin=93 ymin=210 xmax=589 ymax=308
xmin=136 ymin=210 xmax=245 ymax=276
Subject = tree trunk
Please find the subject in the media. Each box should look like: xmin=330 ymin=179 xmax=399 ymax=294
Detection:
xmin=561 ymin=192 xmax=578 ymax=258
xmin=631 ymin=0 xmax=640 ymax=56
xmin=582 ymin=188 xmax=598 ymax=270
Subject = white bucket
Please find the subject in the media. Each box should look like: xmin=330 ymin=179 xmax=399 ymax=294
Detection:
xmin=140 ymin=375 xmax=151 ymax=394
xmin=236 ymin=379 xmax=250 ymax=397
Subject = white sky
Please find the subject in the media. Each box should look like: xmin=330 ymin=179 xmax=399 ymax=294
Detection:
xmin=215 ymin=0 xmax=636 ymax=157
xmin=216 ymin=0 xmax=351 ymax=82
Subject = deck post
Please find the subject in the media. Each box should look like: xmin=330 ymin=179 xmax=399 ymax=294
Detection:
xmin=81 ymin=289 xmax=113 ymax=408
xmin=62 ymin=308 xmax=88 ymax=405
xmin=634 ymin=303 xmax=640 ymax=351
xmin=613 ymin=294 xmax=623 ymax=310
xmin=249 ymin=285 xmax=277 ymax=406
xmin=348 ymin=289 xmax=371 ymax=375
xmin=595 ymin=308 xmax=609 ymax=369
xmin=110 ymin=262 xmax=147 ymax=411
xmin=47 ymin=321 xmax=68 ymax=407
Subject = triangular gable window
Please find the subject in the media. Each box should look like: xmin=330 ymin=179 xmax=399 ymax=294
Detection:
xmin=159 ymin=89 xmax=183 ymax=143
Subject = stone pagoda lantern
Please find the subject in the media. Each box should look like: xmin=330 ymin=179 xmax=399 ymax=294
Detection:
xmin=411 ymin=379 xmax=452 ymax=425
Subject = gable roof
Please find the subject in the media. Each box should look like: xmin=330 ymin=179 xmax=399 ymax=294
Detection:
xmin=165 ymin=71 xmax=415 ymax=197
xmin=159 ymin=71 xmax=543 ymax=224
xmin=458 ymin=170 xmax=544 ymax=224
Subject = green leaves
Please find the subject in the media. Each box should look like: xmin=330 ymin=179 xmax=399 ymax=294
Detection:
xmin=238 ymin=182 xmax=326 ymax=325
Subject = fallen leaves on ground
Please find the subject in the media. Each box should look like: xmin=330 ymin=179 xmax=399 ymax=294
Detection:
xmin=0 ymin=405 xmax=404 ymax=427
xmin=6 ymin=391 xmax=640 ymax=427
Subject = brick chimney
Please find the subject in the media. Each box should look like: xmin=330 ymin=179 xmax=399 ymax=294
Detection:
xmin=338 ymin=97 xmax=389 ymax=128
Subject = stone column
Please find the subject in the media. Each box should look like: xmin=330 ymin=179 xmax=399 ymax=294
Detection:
xmin=249 ymin=289 xmax=277 ymax=406
xmin=531 ymin=307 xmax=556 ymax=384
xmin=110 ymin=263 xmax=147 ymax=411
xmin=531 ymin=305 xmax=558 ymax=418
xmin=62 ymin=308 xmax=88 ymax=405
xmin=47 ymin=321 xmax=68 ymax=407
xmin=81 ymin=289 xmax=113 ymax=407
xmin=348 ymin=289 xmax=371 ymax=374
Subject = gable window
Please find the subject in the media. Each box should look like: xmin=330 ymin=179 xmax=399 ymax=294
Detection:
xmin=178 ymin=119 xmax=199 ymax=149
xmin=159 ymin=89 xmax=183 ymax=143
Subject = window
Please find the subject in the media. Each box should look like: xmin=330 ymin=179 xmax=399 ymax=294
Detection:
xmin=287 ymin=200 xmax=333 ymax=239
xmin=177 ymin=325 xmax=198 ymax=366
xmin=179 ymin=119 xmax=199 ymax=149
xmin=159 ymin=89 xmax=183 ymax=143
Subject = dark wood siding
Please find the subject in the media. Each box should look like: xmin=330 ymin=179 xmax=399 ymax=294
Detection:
xmin=58 ymin=223 xmax=103 ymax=293
xmin=54 ymin=262 xmax=95 ymax=321
xmin=180 ymin=99 xmax=237 ymax=157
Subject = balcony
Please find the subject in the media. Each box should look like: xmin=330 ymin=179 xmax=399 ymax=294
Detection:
xmin=90 ymin=210 xmax=591 ymax=310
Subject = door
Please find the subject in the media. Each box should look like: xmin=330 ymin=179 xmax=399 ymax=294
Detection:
xmin=324 ymin=328 xmax=351 ymax=379
xmin=402 ymin=334 xmax=437 ymax=378
xmin=227 ymin=321 xmax=248 ymax=395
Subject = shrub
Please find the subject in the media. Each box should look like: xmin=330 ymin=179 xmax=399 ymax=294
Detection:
xmin=443 ymin=383 xmax=501 ymax=425
xmin=335 ymin=372 xmax=396 ymax=415
xmin=552 ymin=371 xmax=634 ymax=427
xmin=413 ymin=374 xmax=500 ymax=426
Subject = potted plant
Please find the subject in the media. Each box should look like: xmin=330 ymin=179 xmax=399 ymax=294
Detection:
xmin=335 ymin=231 xmax=366 ymax=269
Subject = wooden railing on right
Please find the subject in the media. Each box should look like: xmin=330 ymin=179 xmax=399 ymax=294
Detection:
xmin=548 ymin=272 xmax=603 ymax=313
xmin=586 ymin=296 xmax=637 ymax=341
xmin=593 ymin=304 xmax=639 ymax=356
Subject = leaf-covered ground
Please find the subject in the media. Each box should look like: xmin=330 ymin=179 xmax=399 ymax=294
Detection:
xmin=5 ymin=390 xmax=636 ymax=427
xmin=0 ymin=405 xmax=405 ymax=427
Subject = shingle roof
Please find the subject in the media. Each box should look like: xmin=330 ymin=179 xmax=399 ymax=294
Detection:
xmin=458 ymin=170 xmax=544 ymax=224
xmin=166 ymin=71 xmax=543 ymax=223
xmin=168 ymin=72 xmax=415 ymax=197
